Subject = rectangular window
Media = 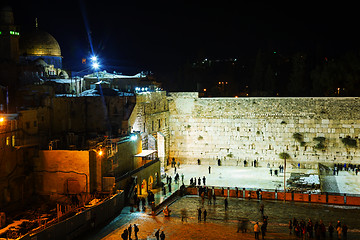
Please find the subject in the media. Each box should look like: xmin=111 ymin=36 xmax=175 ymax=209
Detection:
xmin=6 ymin=137 xmax=10 ymax=146
xmin=12 ymin=135 xmax=15 ymax=146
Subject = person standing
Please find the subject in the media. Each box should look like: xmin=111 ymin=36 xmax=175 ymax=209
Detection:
xmin=203 ymin=209 xmax=207 ymax=222
xmin=224 ymin=197 xmax=228 ymax=211
xmin=198 ymin=208 xmax=202 ymax=221
xmin=208 ymin=166 xmax=211 ymax=174
xmin=121 ymin=229 xmax=128 ymax=240
xmin=155 ymin=229 xmax=160 ymax=240
xmin=254 ymin=222 xmax=260 ymax=240
xmin=202 ymin=176 xmax=206 ymax=185
xmin=177 ymin=161 xmax=180 ymax=169
xmin=198 ymin=177 xmax=201 ymax=185
xmin=261 ymin=222 xmax=266 ymax=240
xmin=160 ymin=231 xmax=165 ymax=240
xmin=128 ymin=224 xmax=132 ymax=239
xmin=342 ymin=224 xmax=348 ymax=239
xmin=181 ymin=173 xmax=184 ymax=184
xmin=134 ymin=224 xmax=139 ymax=240
xmin=289 ymin=220 xmax=292 ymax=235
xmin=213 ymin=193 xmax=216 ymax=205
xmin=337 ymin=225 xmax=342 ymax=239
xmin=328 ymin=222 xmax=334 ymax=238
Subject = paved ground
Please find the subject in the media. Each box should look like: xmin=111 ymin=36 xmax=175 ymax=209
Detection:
xmin=165 ymin=164 xmax=360 ymax=194
xmin=84 ymin=195 xmax=360 ymax=240
xmin=80 ymin=165 xmax=360 ymax=239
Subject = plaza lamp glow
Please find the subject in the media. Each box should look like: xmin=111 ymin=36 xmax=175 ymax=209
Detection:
xmin=98 ymin=150 xmax=103 ymax=156
xmin=0 ymin=117 xmax=4 ymax=123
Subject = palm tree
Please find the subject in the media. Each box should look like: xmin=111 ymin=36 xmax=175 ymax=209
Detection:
xmin=279 ymin=152 xmax=291 ymax=201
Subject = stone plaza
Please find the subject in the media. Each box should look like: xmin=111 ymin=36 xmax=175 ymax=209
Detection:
xmin=83 ymin=164 xmax=360 ymax=239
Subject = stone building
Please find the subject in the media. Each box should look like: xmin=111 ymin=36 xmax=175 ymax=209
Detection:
xmin=0 ymin=111 xmax=39 ymax=207
xmin=129 ymin=91 xmax=170 ymax=168
xmin=167 ymin=92 xmax=360 ymax=168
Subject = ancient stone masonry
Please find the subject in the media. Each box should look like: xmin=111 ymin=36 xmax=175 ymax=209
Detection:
xmin=167 ymin=92 xmax=360 ymax=168
xmin=130 ymin=91 xmax=170 ymax=165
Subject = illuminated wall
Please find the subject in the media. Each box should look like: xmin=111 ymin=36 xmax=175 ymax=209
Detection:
xmin=168 ymin=92 xmax=360 ymax=168
xmin=129 ymin=91 xmax=170 ymax=166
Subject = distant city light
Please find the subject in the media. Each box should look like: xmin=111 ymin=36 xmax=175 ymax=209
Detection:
xmin=91 ymin=56 xmax=97 ymax=62
xmin=0 ymin=117 xmax=4 ymax=123
xmin=98 ymin=150 xmax=103 ymax=156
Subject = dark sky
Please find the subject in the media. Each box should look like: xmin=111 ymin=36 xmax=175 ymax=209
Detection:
xmin=6 ymin=1 xmax=360 ymax=75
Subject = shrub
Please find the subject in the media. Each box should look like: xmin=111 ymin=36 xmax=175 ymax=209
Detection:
xmin=342 ymin=136 xmax=357 ymax=148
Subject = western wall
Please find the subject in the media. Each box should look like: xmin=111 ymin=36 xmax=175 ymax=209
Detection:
xmin=167 ymin=92 xmax=360 ymax=169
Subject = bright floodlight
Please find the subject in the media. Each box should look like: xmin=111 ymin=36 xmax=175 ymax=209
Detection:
xmin=92 ymin=62 xmax=99 ymax=70
xmin=130 ymin=134 xmax=138 ymax=141
xmin=91 ymin=56 xmax=97 ymax=61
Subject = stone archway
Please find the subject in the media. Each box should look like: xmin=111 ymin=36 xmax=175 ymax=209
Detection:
xmin=141 ymin=179 xmax=147 ymax=195
xmin=148 ymin=176 xmax=154 ymax=190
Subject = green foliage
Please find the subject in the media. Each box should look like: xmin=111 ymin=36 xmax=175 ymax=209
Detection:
xmin=279 ymin=152 xmax=290 ymax=160
xmin=300 ymin=141 xmax=306 ymax=147
xmin=293 ymin=133 xmax=303 ymax=142
xmin=342 ymin=136 xmax=357 ymax=148
xmin=313 ymin=136 xmax=326 ymax=151
xmin=198 ymin=135 xmax=203 ymax=140
xmin=227 ymin=153 xmax=233 ymax=158
xmin=313 ymin=136 xmax=325 ymax=142
xmin=314 ymin=142 xmax=326 ymax=150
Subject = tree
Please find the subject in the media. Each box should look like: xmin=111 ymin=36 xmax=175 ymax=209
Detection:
xmin=279 ymin=152 xmax=290 ymax=201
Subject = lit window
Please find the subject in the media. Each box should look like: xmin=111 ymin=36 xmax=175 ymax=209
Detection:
xmin=6 ymin=137 xmax=10 ymax=146
xmin=12 ymin=135 xmax=15 ymax=146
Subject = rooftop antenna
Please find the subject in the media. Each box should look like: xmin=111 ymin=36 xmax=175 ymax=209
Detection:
xmin=35 ymin=18 xmax=38 ymax=29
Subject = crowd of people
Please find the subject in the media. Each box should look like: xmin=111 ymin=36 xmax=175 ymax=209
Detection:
xmin=333 ymin=163 xmax=360 ymax=176
xmin=289 ymin=218 xmax=348 ymax=240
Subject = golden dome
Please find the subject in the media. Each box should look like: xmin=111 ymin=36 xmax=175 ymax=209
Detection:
xmin=19 ymin=29 xmax=61 ymax=57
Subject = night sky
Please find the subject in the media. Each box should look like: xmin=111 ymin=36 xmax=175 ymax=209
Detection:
xmin=6 ymin=1 xmax=360 ymax=76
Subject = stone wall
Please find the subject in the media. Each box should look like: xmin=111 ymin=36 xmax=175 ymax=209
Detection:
xmin=168 ymin=92 xmax=360 ymax=168
xmin=130 ymin=91 xmax=170 ymax=167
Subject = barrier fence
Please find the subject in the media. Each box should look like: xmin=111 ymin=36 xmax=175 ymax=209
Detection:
xmin=185 ymin=186 xmax=360 ymax=206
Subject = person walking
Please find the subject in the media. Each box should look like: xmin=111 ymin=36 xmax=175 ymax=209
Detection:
xmin=134 ymin=224 xmax=139 ymax=240
xmin=202 ymin=176 xmax=206 ymax=185
xmin=203 ymin=209 xmax=207 ymax=222
xmin=224 ymin=197 xmax=228 ymax=211
xmin=208 ymin=166 xmax=211 ymax=174
xmin=198 ymin=208 xmax=202 ymax=221
xmin=181 ymin=173 xmax=184 ymax=184
xmin=160 ymin=231 xmax=165 ymax=240
xmin=198 ymin=177 xmax=201 ymax=185
xmin=254 ymin=222 xmax=260 ymax=240
xmin=213 ymin=193 xmax=216 ymax=205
